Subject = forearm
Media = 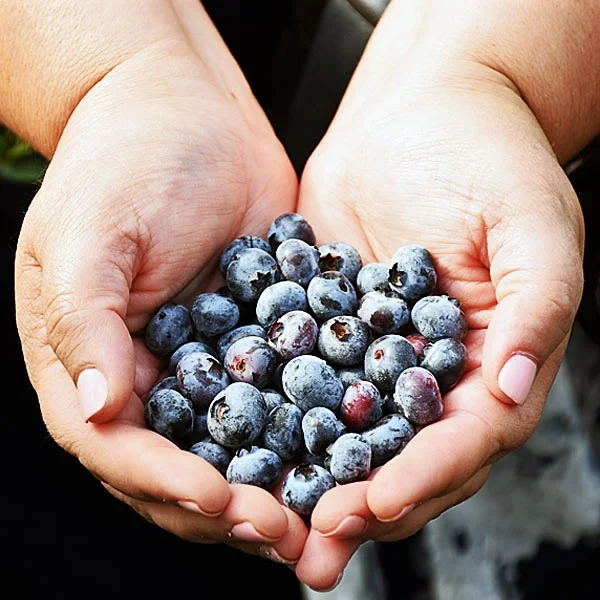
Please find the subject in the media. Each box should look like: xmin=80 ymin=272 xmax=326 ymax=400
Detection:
xmin=366 ymin=0 xmax=600 ymax=163
xmin=0 ymin=0 xmax=186 ymax=158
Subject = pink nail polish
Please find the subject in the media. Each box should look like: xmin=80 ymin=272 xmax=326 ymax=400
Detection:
xmin=231 ymin=522 xmax=278 ymax=543
xmin=318 ymin=515 xmax=367 ymax=538
xmin=498 ymin=354 xmax=537 ymax=405
xmin=77 ymin=368 xmax=108 ymax=421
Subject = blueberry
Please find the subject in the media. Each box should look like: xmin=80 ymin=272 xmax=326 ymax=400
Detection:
xmin=297 ymin=448 xmax=327 ymax=468
xmin=216 ymin=324 xmax=267 ymax=361
xmin=267 ymin=212 xmax=316 ymax=251
xmin=302 ymin=406 xmax=346 ymax=456
xmin=317 ymin=316 xmax=371 ymax=367
xmin=190 ymin=292 xmax=240 ymax=338
xmin=307 ymin=271 xmax=358 ymax=321
xmin=145 ymin=388 xmax=194 ymax=445
xmin=340 ymin=380 xmax=383 ymax=432
xmin=169 ymin=341 xmax=218 ymax=374
xmin=219 ymin=235 xmax=272 ymax=275
xmin=361 ymin=414 xmax=415 ymax=468
xmin=176 ymin=351 xmax=230 ymax=410
xmin=267 ymin=310 xmax=318 ymax=362
xmin=393 ymin=366 xmax=443 ymax=426
xmin=261 ymin=402 xmax=304 ymax=461
xmin=145 ymin=303 xmax=193 ymax=357
xmin=282 ymin=355 xmax=344 ymax=413
xmin=411 ymin=294 xmax=467 ymax=341
xmin=281 ymin=464 xmax=336 ymax=516
xmin=318 ymin=242 xmax=362 ymax=283
xmin=188 ymin=410 xmax=209 ymax=445
xmin=336 ymin=366 xmax=366 ymax=391
xmin=261 ymin=388 xmax=287 ymax=413
xmin=255 ymin=281 xmax=308 ymax=327
xmin=226 ymin=248 xmax=280 ymax=303
xmin=207 ymin=382 xmax=268 ymax=448
xmin=326 ymin=433 xmax=372 ymax=484
xmin=388 ymin=244 xmax=437 ymax=301
xmin=356 ymin=262 xmax=391 ymax=295
xmin=188 ymin=438 xmax=232 ymax=476
xmin=364 ymin=335 xmax=417 ymax=393
xmin=276 ymin=239 xmax=320 ymax=287
xmin=405 ymin=333 xmax=429 ymax=363
xmin=421 ymin=338 xmax=468 ymax=393
xmin=224 ymin=335 xmax=278 ymax=389
xmin=146 ymin=375 xmax=179 ymax=401
xmin=226 ymin=446 xmax=283 ymax=489
xmin=357 ymin=291 xmax=410 ymax=335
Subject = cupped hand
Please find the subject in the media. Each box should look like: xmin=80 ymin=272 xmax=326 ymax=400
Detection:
xmin=294 ymin=51 xmax=584 ymax=589
xmin=14 ymin=30 xmax=306 ymax=564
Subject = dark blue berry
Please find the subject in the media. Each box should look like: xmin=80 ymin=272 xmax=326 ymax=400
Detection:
xmin=317 ymin=316 xmax=371 ymax=367
xmin=411 ymin=295 xmax=467 ymax=341
xmin=261 ymin=403 xmax=304 ymax=461
xmin=145 ymin=388 xmax=193 ymax=446
xmin=176 ymin=351 xmax=230 ymax=410
xmin=357 ymin=291 xmax=410 ymax=335
xmin=393 ymin=366 xmax=443 ymax=426
xmin=302 ymin=406 xmax=346 ymax=456
xmin=267 ymin=310 xmax=318 ymax=362
xmin=356 ymin=262 xmax=391 ymax=295
xmin=224 ymin=335 xmax=278 ymax=389
xmin=188 ymin=410 xmax=209 ymax=445
xmin=276 ymin=239 xmax=320 ymax=287
xmin=326 ymin=433 xmax=372 ymax=484
xmin=318 ymin=242 xmax=362 ymax=283
xmin=267 ymin=212 xmax=316 ymax=251
xmin=188 ymin=438 xmax=232 ymax=476
xmin=219 ymin=235 xmax=272 ymax=275
xmin=146 ymin=375 xmax=179 ymax=401
xmin=216 ymin=324 xmax=267 ymax=362
xmin=207 ymin=382 xmax=268 ymax=448
xmin=190 ymin=292 xmax=240 ymax=338
xmin=169 ymin=341 xmax=218 ymax=374
xmin=261 ymin=388 xmax=287 ymax=413
xmin=255 ymin=280 xmax=308 ymax=327
xmin=281 ymin=464 xmax=336 ymax=516
xmin=364 ymin=335 xmax=417 ymax=393
xmin=145 ymin=304 xmax=193 ymax=357
xmin=421 ymin=337 xmax=468 ymax=392
xmin=226 ymin=446 xmax=283 ymax=489
xmin=307 ymin=271 xmax=358 ymax=321
xmin=226 ymin=248 xmax=280 ymax=303
xmin=336 ymin=366 xmax=366 ymax=390
xmin=361 ymin=413 xmax=415 ymax=468
xmin=388 ymin=244 xmax=437 ymax=301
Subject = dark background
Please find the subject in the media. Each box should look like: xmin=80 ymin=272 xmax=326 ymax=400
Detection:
xmin=2 ymin=2 xmax=599 ymax=598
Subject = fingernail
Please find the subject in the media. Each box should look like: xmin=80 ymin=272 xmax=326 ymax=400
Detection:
xmin=258 ymin=545 xmax=298 ymax=568
xmin=376 ymin=503 xmax=415 ymax=523
xmin=318 ymin=515 xmax=367 ymax=538
xmin=321 ymin=571 xmax=344 ymax=592
xmin=77 ymin=368 xmax=108 ymax=421
xmin=231 ymin=522 xmax=279 ymax=543
xmin=498 ymin=354 xmax=537 ymax=405
xmin=177 ymin=500 xmax=224 ymax=517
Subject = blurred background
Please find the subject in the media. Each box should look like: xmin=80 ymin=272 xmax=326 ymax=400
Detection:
xmin=2 ymin=1 xmax=599 ymax=598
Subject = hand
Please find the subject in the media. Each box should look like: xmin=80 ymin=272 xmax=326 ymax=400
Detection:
xmin=14 ymin=28 xmax=306 ymax=563
xmin=293 ymin=30 xmax=584 ymax=591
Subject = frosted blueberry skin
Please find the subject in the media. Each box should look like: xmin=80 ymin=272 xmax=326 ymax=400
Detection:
xmin=388 ymin=244 xmax=438 ymax=301
xmin=146 ymin=375 xmax=179 ymax=401
xmin=226 ymin=446 xmax=283 ymax=489
xmin=218 ymin=235 xmax=272 ymax=275
xmin=188 ymin=411 xmax=209 ymax=445
xmin=411 ymin=294 xmax=467 ymax=341
xmin=326 ymin=433 xmax=372 ymax=484
xmin=188 ymin=438 xmax=232 ymax=476
xmin=261 ymin=402 xmax=304 ymax=461
xmin=224 ymin=335 xmax=278 ymax=389
xmin=318 ymin=242 xmax=362 ymax=283
xmin=297 ymin=447 xmax=327 ymax=468
xmin=267 ymin=309 xmax=318 ymax=362
xmin=393 ymin=366 xmax=443 ymax=426
xmin=307 ymin=271 xmax=358 ymax=321
xmin=207 ymin=382 xmax=268 ymax=449
xmin=336 ymin=366 xmax=366 ymax=391
xmin=261 ymin=388 xmax=287 ymax=413
xmin=267 ymin=212 xmax=316 ymax=251
xmin=281 ymin=464 xmax=336 ymax=517
xmin=176 ymin=351 xmax=230 ymax=410
xmin=357 ymin=291 xmax=410 ymax=336
xmin=317 ymin=315 xmax=372 ymax=367
xmin=361 ymin=413 xmax=415 ymax=468
xmin=190 ymin=292 xmax=240 ymax=338
xmin=226 ymin=247 xmax=281 ymax=303
xmin=356 ymin=262 xmax=391 ymax=295
xmin=340 ymin=380 xmax=383 ymax=432
xmin=255 ymin=280 xmax=308 ymax=327
xmin=282 ymin=355 xmax=344 ymax=413
xmin=302 ymin=406 xmax=346 ymax=456
xmin=421 ymin=337 xmax=468 ymax=393
xmin=276 ymin=239 xmax=321 ymax=287
xmin=169 ymin=341 xmax=218 ymax=374
xmin=216 ymin=324 xmax=267 ymax=361
xmin=364 ymin=334 xmax=417 ymax=393
xmin=144 ymin=389 xmax=194 ymax=446
xmin=145 ymin=303 xmax=193 ymax=357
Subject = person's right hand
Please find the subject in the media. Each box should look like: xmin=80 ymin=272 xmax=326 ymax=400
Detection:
xmin=14 ymin=11 xmax=305 ymax=566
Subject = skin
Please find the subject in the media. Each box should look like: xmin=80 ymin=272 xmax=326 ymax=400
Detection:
xmin=4 ymin=0 xmax=600 ymax=592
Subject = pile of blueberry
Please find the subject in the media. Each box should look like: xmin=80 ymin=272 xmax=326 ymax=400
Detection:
xmin=143 ymin=213 xmax=468 ymax=517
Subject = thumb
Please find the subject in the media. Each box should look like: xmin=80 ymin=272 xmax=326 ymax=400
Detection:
xmin=482 ymin=188 xmax=584 ymax=407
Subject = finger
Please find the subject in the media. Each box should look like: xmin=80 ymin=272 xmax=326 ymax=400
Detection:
xmin=482 ymin=183 xmax=584 ymax=406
